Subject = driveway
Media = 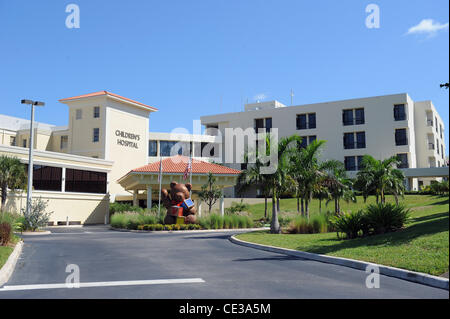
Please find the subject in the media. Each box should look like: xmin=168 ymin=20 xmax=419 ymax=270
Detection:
xmin=0 ymin=226 xmax=448 ymax=298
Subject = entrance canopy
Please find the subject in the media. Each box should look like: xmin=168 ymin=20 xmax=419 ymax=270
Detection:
xmin=118 ymin=155 xmax=241 ymax=192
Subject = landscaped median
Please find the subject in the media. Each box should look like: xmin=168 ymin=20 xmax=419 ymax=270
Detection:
xmin=236 ymin=195 xmax=449 ymax=278
xmin=110 ymin=210 xmax=264 ymax=232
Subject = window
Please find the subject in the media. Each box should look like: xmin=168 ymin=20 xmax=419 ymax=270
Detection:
xmin=343 ymin=133 xmax=355 ymax=149
xmin=355 ymin=108 xmax=365 ymax=125
xmin=299 ymin=136 xmax=316 ymax=149
xmin=265 ymin=118 xmax=272 ymax=132
xmin=299 ymin=137 xmax=307 ymax=149
xmin=65 ymin=168 xmax=107 ymax=194
xmin=76 ymin=109 xmax=82 ymax=120
xmin=149 ymin=140 xmax=157 ymax=156
xmin=356 ymin=132 xmax=366 ymax=148
xmin=394 ymin=104 xmax=406 ymax=121
xmin=397 ymin=153 xmax=409 ymax=169
xmin=26 ymin=165 xmax=62 ymax=192
xmin=94 ymin=106 xmax=100 ymax=118
xmin=435 ymin=117 xmax=438 ymax=133
xmin=255 ymin=118 xmax=264 ymax=131
xmin=308 ymin=113 xmax=316 ymax=129
xmin=201 ymin=142 xmax=218 ymax=157
xmin=343 ymin=108 xmax=365 ymax=126
xmin=254 ymin=117 xmax=272 ymax=133
xmin=395 ymin=129 xmax=408 ymax=146
xmin=357 ymin=156 xmax=364 ymax=170
xmin=160 ymin=141 xmax=190 ymax=156
xmin=10 ymin=136 xmax=16 ymax=146
xmin=343 ymin=132 xmax=365 ymax=149
xmin=436 ymin=140 xmax=439 ymax=155
xmin=345 ymin=156 xmax=364 ymax=171
xmin=440 ymin=125 xmax=443 ymax=139
xmin=296 ymin=113 xmax=316 ymax=130
xmin=93 ymin=128 xmax=99 ymax=142
xmin=22 ymin=139 xmax=27 ymax=148
xmin=344 ymin=156 xmax=357 ymax=171
xmin=442 ymin=145 xmax=444 ymax=159
xmin=60 ymin=136 xmax=68 ymax=149
xmin=296 ymin=114 xmax=307 ymax=130
xmin=342 ymin=110 xmax=353 ymax=126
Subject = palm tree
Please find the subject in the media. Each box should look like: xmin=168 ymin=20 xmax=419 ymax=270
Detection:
xmin=264 ymin=133 xmax=302 ymax=233
xmin=312 ymin=181 xmax=330 ymax=214
xmin=289 ymin=139 xmax=339 ymax=218
xmin=0 ymin=155 xmax=27 ymax=213
xmin=322 ymin=160 xmax=355 ymax=215
xmin=355 ymin=155 xmax=405 ymax=204
xmin=236 ymin=158 xmax=271 ymax=219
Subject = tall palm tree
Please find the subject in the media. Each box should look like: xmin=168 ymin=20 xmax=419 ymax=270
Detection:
xmin=355 ymin=155 xmax=405 ymax=204
xmin=322 ymin=160 xmax=355 ymax=215
xmin=264 ymin=133 xmax=302 ymax=233
xmin=0 ymin=155 xmax=27 ymax=213
xmin=290 ymin=139 xmax=339 ymax=218
xmin=236 ymin=158 xmax=271 ymax=219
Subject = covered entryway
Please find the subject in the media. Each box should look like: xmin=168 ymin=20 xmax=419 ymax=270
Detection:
xmin=117 ymin=155 xmax=241 ymax=215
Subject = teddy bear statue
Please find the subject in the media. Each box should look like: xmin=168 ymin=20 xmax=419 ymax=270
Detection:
xmin=161 ymin=181 xmax=197 ymax=224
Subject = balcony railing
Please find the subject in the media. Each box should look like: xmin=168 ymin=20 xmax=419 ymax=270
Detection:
xmin=427 ymin=119 xmax=434 ymax=127
xmin=428 ymin=143 xmax=435 ymax=150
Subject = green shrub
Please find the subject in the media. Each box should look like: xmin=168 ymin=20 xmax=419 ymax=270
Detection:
xmin=225 ymin=201 xmax=250 ymax=215
xmin=21 ymin=198 xmax=52 ymax=231
xmin=278 ymin=215 xmax=293 ymax=227
xmin=365 ymin=203 xmax=410 ymax=234
xmin=330 ymin=210 xmax=365 ymax=239
xmin=196 ymin=214 xmax=253 ymax=229
xmin=110 ymin=213 xmax=128 ymax=228
xmin=110 ymin=212 xmax=159 ymax=230
xmin=287 ymin=214 xmax=331 ymax=234
xmin=109 ymin=202 xmax=144 ymax=214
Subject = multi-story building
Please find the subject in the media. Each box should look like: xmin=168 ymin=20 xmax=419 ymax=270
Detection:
xmin=201 ymin=93 xmax=448 ymax=195
xmin=0 ymin=91 xmax=223 ymax=224
xmin=1 ymin=91 xmax=447 ymax=223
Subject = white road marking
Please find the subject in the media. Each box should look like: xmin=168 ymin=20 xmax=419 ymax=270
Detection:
xmin=0 ymin=278 xmax=205 ymax=291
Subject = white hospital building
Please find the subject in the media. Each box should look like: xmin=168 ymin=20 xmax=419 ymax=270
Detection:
xmin=0 ymin=91 xmax=448 ymax=224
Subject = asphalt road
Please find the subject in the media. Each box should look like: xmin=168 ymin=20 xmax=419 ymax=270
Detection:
xmin=0 ymin=226 xmax=448 ymax=299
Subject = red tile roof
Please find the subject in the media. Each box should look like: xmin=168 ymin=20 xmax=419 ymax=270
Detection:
xmin=130 ymin=155 xmax=241 ymax=175
xmin=59 ymin=91 xmax=158 ymax=111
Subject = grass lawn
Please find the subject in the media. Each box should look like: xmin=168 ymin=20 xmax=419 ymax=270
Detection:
xmin=237 ymin=194 xmax=449 ymax=276
xmin=0 ymin=235 xmax=21 ymax=270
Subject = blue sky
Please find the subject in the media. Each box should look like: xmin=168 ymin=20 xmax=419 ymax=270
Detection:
xmin=0 ymin=0 xmax=448 ymax=154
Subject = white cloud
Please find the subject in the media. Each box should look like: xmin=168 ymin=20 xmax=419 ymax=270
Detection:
xmin=407 ymin=19 xmax=449 ymax=36
xmin=253 ymin=93 xmax=267 ymax=102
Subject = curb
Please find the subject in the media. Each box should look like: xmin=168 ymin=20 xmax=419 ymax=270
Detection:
xmin=0 ymin=240 xmax=23 ymax=287
xmin=229 ymin=234 xmax=449 ymax=291
xmin=15 ymin=231 xmax=51 ymax=236
xmin=110 ymin=227 xmax=269 ymax=234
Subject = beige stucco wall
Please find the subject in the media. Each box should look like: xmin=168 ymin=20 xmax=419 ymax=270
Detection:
xmin=103 ymin=100 xmax=150 ymax=198
xmin=5 ymin=190 xmax=110 ymax=225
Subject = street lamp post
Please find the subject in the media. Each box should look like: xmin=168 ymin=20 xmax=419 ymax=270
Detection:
xmin=21 ymin=99 xmax=45 ymax=217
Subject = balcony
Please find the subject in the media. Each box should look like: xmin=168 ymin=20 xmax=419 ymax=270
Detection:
xmin=427 ymin=119 xmax=433 ymax=127
xmin=428 ymin=143 xmax=435 ymax=150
